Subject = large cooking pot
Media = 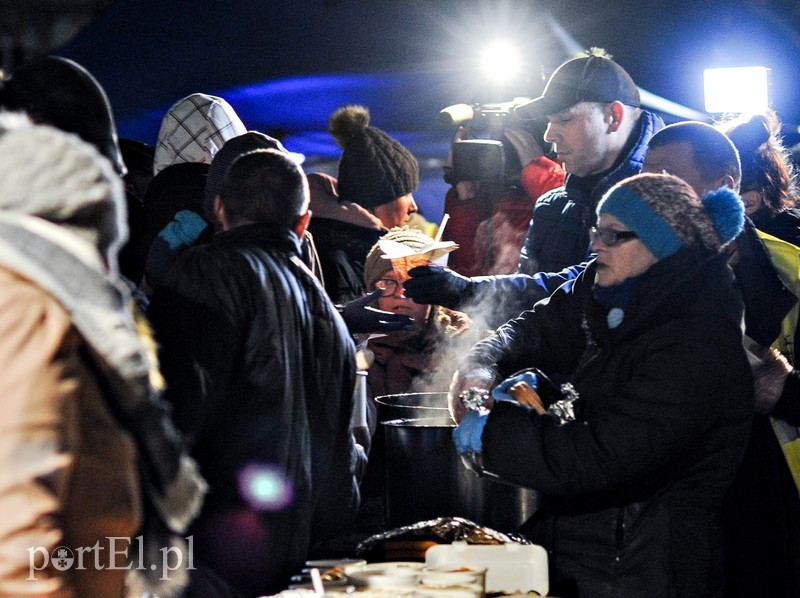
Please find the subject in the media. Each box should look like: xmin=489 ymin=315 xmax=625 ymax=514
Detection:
xmin=374 ymin=391 xmax=450 ymax=423
xmin=382 ymin=416 xmax=539 ymax=533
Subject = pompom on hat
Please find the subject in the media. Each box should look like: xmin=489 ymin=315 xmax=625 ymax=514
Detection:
xmin=597 ymin=172 xmax=744 ymax=259
xmin=329 ymin=105 xmax=419 ymax=210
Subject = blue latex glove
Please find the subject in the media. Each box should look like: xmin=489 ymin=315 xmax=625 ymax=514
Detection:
xmin=492 ymin=371 xmax=539 ymax=403
xmin=453 ymin=410 xmax=489 ymax=455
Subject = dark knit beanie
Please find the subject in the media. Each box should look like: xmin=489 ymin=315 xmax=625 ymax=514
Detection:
xmin=0 ymin=56 xmax=127 ymax=176
xmin=329 ymin=105 xmax=419 ymax=210
xmin=364 ymin=226 xmax=433 ymax=289
xmin=597 ymin=173 xmax=744 ymax=259
xmin=203 ymin=131 xmax=286 ymax=219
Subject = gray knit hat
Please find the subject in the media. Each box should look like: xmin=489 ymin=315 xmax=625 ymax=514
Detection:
xmin=597 ymin=172 xmax=745 ymax=259
xmin=329 ymin=105 xmax=419 ymax=210
xmin=0 ymin=123 xmax=126 ymax=268
xmin=364 ymin=226 xmax=432 ymax=289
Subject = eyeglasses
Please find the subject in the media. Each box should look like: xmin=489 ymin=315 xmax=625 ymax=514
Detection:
xmin=374 ymin=278 xmax=404 ymax=297
xmin=590 ymin=226 xmax=639 ymax=247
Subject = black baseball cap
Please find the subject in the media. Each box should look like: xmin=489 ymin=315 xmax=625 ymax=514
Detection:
xmin=515 ymin=55 xmax=640 ymax=119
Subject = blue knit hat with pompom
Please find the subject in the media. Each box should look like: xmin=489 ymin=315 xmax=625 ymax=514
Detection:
xmin=597 ymin=173 xmax=744 ymax=259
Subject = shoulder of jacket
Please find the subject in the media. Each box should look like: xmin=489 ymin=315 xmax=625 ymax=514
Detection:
xmin=0 ymin=266 xmax=71 ymax=339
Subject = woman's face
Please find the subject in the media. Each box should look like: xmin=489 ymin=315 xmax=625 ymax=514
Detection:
xmin=740 ymin=190 xmax=763 ymax=216
xmin=592 ymin=214 xmax=658 ymax=287
xmin=372 ymin=193 xmax=419 ymax=228
xmin=374 ymin=271 xmax=430 ymax=326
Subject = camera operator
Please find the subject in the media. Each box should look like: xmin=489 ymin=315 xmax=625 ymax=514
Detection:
xmin=440 ymin=103 xmax=564 ymax=276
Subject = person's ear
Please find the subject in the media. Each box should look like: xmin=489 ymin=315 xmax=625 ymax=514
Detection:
xmin=294 ymin=209 xmax=311 ymax=239
xmin=214 ymin=196 xmax=228 ymax=232
xmin=608 ymin=101 xmax=625 ymax=132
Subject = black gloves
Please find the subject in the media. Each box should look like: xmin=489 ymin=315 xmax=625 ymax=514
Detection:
xmin=403 ymin=264 xmax=473 ymax=309
xmin=338 ymin=289 xmax=414 ymax=334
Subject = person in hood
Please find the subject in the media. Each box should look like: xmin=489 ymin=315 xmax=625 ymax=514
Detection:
xmin=152 ymin=92 xmax=246 ymax=176
xmin=0 ymin=117 xmax=205 ymax=598
xmin=139 ymin=93 xmax=248 ymax=294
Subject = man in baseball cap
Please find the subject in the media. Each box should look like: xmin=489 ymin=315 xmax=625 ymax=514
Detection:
xmin=403 ymin=49 xmax=664 ymax=323
xmin=515 ymin=52 xmax=641 ymax=119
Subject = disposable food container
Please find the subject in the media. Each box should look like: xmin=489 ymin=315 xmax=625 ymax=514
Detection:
xmin=425 ymin=541 xmax=548 ymax=596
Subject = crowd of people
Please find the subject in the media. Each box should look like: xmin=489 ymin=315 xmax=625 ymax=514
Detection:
xmin=0 ymin=48 xmax=798 ymax=598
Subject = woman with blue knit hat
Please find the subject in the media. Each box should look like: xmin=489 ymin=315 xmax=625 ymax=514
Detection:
xmin=450 ymin=172 xmax=753 ymax=597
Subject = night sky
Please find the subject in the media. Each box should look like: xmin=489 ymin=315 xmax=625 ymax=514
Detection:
xmin=57 ymin=0 xmax=800 ymax=218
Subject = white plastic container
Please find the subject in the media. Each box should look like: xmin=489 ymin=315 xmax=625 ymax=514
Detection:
xmin=425 ymin=542 xmax=548 ymax=596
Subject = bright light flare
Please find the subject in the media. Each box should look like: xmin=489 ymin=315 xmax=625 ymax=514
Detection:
xmin=238 ymin=463 xmax=293 ymax=512
xmin=480 ymin=41 xmax=521 ymax=83
xmin=703 ymin=66 xmax=770 ymax=115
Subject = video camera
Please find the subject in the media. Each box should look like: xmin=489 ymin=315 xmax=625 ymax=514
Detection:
xmin=440 ymin=99 xmax=548 ymax=186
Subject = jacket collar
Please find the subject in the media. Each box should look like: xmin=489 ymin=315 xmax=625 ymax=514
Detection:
xmin=214 ymin=222 xmax=303 ymax=255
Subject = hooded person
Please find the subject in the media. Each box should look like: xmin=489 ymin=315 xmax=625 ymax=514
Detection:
xmin=142 ymin=130 xmax=294 ymax=292
xmin=139 ymin=94 xmax=247 ymax=293
xmin=308 ymin=105 xmax=421 ymax=304
xmin=450 ymin=172 xmax=751 ymax=597
xmin=0 ymin=119 xmax=206 ymax=597
xmin=152 ymin=92 xmax=247 ymax=176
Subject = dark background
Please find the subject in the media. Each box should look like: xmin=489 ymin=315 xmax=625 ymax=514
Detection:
xmin=3 ymin=0 xmax=799 ymax=220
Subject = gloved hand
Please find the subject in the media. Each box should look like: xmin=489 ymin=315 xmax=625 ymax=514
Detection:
xmin=452 ymin=409 xmax=489 ymax=455
xmin=492 ymin=371 xmax=539 ymax=402
xmin=145 ymin=210 xmax=208 ymax=289
xmin=338 ymin=289 xmax=414 ymax=333
xmin=403 ymin=265 xmax=473 ymax=309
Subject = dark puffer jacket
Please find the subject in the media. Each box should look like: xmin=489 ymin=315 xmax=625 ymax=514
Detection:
xmin=148 ymin=223 xmax=361 ymax=597
xmin=308 ymin=216 xmax=384 ymax=304
xmin=465 ymin=247 xmax=753 ymax=598
xmin=518 ymin=110 xmax=664 ymax=276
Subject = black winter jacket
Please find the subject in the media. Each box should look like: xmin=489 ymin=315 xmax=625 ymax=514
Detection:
xmin=148 ymin=223 xmax=361 ymax=596
xmin=466 ymin=247 xmax=753 ymax=598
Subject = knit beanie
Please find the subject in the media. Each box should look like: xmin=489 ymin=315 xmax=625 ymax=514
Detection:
xmin=0 ymin=124 xmax=127 ymax=267
xmin=364 ymin=226 xmax=433 ymax=289
xmin=202 ymin=130 xmax=288 ymax=220
xmin=329 ymin=105 xmax=419 ymax=210
xmin=596 ymin=173 xmax=744 ymax=259
xmin=0 ymin=56 xmax=127 ymax=176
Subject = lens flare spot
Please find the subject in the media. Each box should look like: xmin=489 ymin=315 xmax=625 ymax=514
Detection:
xmin=238 ymin=464 xmax=293 ymax=511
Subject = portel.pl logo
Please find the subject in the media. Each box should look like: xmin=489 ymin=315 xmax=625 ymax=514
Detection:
xmin=28 ymin=536 xmax=194 ymax=581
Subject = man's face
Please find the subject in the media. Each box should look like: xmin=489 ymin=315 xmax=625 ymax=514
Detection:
xmin=642 ymin=142 xmax=714 ymax=196
xmin=544 ymin=102 xmax=614 ymax=177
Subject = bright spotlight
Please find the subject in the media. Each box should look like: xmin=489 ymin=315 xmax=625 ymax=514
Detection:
xmin=480 ymin=41 xmax=521 ymax=83
xmin=703 ymin=66 xmax=770 ymax=114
